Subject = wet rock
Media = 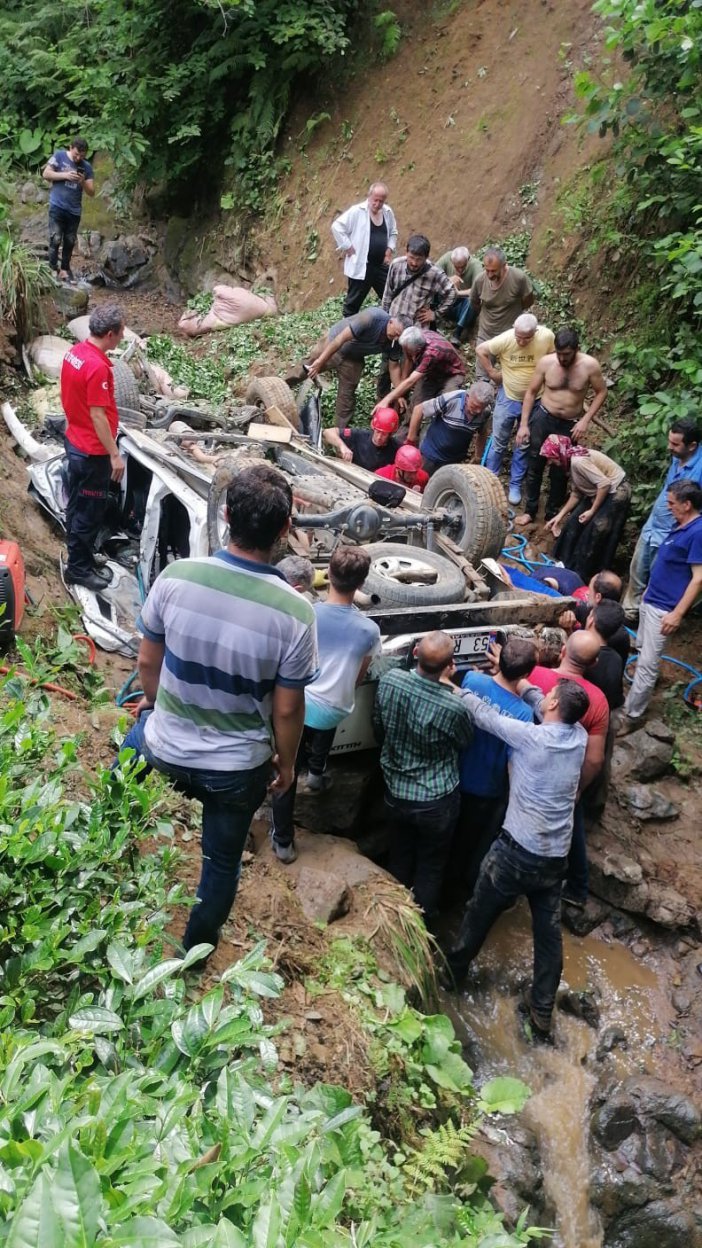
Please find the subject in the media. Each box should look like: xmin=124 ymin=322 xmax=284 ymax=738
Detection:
xmin=618 ymin=784 xmax=679 ymax=821
xmin=591 ymin=1164 xmax=659 ymax=1217
xmin=671 ymin=990 xmax=691 ymax=1016
xmin=643 ymin=719 xmax=675 ymax=744
xmin=591 ymin=1092 xmax=641 ymax=1149
xmin=600 ymin=851 xmax=643 ymax=884
xmin=295 ymin=866 xmax=351 ymax=924
xmin=95 ymin=234 xmax=155 ymax=287
xmin=612 ymin=726 xmax=674 ymax=783
xmin=557 ymin=988 xmax=601 ymax=1029
xmin=561 ymin=894 xmax=609 ymax=935
xmin=621 ymin=1075 xmax=701 ymax=1145
xmin=596 ymin=1026 xmax=628 ymax=1060
xmin=472 ymin=1121 xmax=544 ymax=1226
xmin=603 ymin=1198 xmax=700 ymax=1248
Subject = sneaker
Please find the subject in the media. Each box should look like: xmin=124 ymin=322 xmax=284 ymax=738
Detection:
xmin=508 ymin=487 xmax=522 ymax=506
xmin=271 ymin=837 xmax=298 ymax=864
xmin=303 ymin=772 xmax=333 ymax=795
xmin=517 ymin=1000 xmax=554 ymax=1046
xmin=616 ymin=714 xmax=642 ymax=738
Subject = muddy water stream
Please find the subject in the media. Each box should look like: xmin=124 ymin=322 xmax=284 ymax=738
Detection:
xmin=442 ymin=904 xmax=676 ymax=1248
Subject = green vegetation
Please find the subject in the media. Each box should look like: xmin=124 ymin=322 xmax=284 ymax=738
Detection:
xmin=569 ymin=0 xmax=702 ymax=520
xmin=0 ymin=184 xmax=52 ymax=346
xmin=0 ymin=689 xmax=545 ymax=1245
xmin=0 ymin=0 xmax=403 ymax=214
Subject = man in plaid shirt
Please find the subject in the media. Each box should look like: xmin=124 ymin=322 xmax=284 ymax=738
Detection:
xmin=375 ymin=324 xmax=466 ymax=414
xmin=373 ymin=632 xmax=474 ymax=927
xmin=382 ymin=233 xmax=457 ymax=327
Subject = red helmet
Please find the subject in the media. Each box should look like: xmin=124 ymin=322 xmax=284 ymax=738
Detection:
xmin=395 ymin=444 xmax=422 ymax=472
xmin=371 ymin=407 xmax=400 ymax=434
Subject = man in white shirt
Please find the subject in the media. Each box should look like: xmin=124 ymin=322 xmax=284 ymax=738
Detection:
xmin=332 ymin=183 xmax=398 ymax=317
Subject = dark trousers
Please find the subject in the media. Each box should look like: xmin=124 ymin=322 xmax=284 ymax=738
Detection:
xmin=48 ymin=207 xmax=80 ymax=273
xmin=523 ymin=404 xmax=574 ymax=520
xmin=443 ymin=792 xmax=507 ymax=904
xmin=270 ymin=725 xmax=337 ymax=846
xmin=386 ymin=787 xmax=460 ymax=925
xmin=565 ymin=800 xmax=587 ymax=902
xmin=64 ymin=442 xmax=111 ymax=578
xmin=343 ymin=262 xmax=389 ymax=317
xmin=120 ymin=711 xmax=270 ymax=950
xmin=554 ymin=482 xmax=632 ymax=582
xmin=447 ymin=831 xmax=567 ymax=1030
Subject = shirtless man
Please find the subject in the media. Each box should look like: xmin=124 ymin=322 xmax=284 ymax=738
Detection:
xmin=514 ymin=328 xmax=607 ymax=526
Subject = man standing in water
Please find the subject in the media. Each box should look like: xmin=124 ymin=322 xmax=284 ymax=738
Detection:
xmin=514 ymin=328 xmax=608 ymax=525
xmin=446 ymin=677 xmax=589 ymax=1044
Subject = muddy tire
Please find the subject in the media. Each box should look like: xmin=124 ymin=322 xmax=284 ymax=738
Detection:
xmin=361 ymin=542 xmax=466 ymax=607
xmin=423 ymin=464 xmax=507 ymax=564
xmin=245 ymin=376 xmax=301 ymax=431
xmin=113 ymin=360 xmax=141 ymax=421
xmin=207 ymin=452 xmax=284 ymax=556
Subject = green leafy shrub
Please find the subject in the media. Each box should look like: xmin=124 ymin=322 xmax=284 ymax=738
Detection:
xmin=0 ymin=693 xmax=542 ymax=1245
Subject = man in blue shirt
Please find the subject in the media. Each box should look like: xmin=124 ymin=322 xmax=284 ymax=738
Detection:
xmin=624 ymin=419 xmax=702 ymax=616
xmin=42 ymin=137 xmax=95 ymax=281
xmin=405 ymin=381 xmax=494 ymax=473
xmin=623 ymin=479 xmax=702 ymax=726
xmin=450 ymin=637 xmax=537 ymax=899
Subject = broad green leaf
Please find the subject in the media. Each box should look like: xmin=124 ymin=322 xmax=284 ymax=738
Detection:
xmin=180 ymin=943 xmax=215 ymax=971
xmin=322 ymin=1106 xmax=363 ymax=1134
xmin=106 ymin=1217 xmax=182 ymax=1246
xmin=64 ymin=929 xmax=107 ymax=962
xmin=479 ymin=1076 xmax=532 ymax=1114
xmin=311 ymin=1169 xmax=347 ymax=1226
xmin=252 ymin=1197 xmax=282 ymax=1248
xmin=211 ymin=1221 xmax=247 ymax=1247
xmin=6 ymin=1171 xmax=60 ymax=1248
xmin=106 ymin=941 xmax=134 ymax=984
xmin=69 ymin=1006 xmax=124 ymax=1034
xmin=53 ymin=1143 xmax=101 ymax=1247
xmin=131 ymin=959 xmax=183 ymax=1000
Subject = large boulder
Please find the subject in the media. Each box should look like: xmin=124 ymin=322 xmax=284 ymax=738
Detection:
xmin=612 ymin=722 xmax=675 ymax=784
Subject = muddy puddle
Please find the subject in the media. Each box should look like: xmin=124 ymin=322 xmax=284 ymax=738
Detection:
xmin=441 ymin=904 xmax=676 ymax=1248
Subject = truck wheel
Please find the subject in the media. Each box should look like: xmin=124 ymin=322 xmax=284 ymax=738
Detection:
xmin=245 ymin=376 xmax=301 ymax=431
xmin=113 ymin=361 xmax=141 ymax=422
xmin=207 ymin=453 xmax=284 ymax=556
xmin=362 ymin=542 xmax=466 ymax=607
xmin=422 ymin=464 xmax=507 ymax=564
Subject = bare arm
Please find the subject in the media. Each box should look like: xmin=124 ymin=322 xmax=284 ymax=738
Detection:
xmin=406 ymin=402 xmax=426 ymax=445
xmin=42 ymin=161 xmax=76 ymax=183
xmin=580 ymin=733 xmax=605 ymax=791
xmin=545 ymin=490 xmax=580 ymax=536
xmin=89 ymin=407 xmax=125 ymax=481
xmin=82 ymin=177 xmax=95 ymax=198
xmin=137 ymin=638 xmax=165 ymax=705
xmin=516 ymin=362 xmax=546 ymax=445
xmin=571 ymin=362 xmax=608 ymax=441
xmin=375 ymin=369 xmax=421 ymax=412
xmin=578 ymin=481 xmax=611 ymax=525
xmin=661 ymin=565 xmax=702 ymax=635
xmin=522 ymin=289 xmax=535 ymax=310
xmin=270 ymin=685 xmax=305 ymax=795
xmin=476 ymin=342 xmax=502 ymax=386
xmin=323 ymin=427 xmax=353 ymax=462
xmin=307 ymin=326 xmax=353 ymax=378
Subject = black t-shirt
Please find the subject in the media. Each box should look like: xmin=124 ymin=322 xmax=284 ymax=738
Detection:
xmin=586 ymin=647 xmax=625 ymax=710
xmin=367 ymin=218 xmax=388 ymax=268
xmin=574 ymin=601 xmax=630 ymax=668
xmin=342 ymin=427 xmax=398 ymax=471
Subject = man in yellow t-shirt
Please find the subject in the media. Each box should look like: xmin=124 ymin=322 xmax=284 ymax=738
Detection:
xmin=477 ymin=314 xmax=554 ymax=505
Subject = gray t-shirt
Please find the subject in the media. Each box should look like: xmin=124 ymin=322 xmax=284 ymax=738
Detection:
xmin=328 ymin=307 xmax=391 ymax=359
xmin=470 ymin=266 xmax=533 ymax=339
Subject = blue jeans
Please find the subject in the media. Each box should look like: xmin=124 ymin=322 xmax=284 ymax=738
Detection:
xmin=120 ymin=712 xmax=270 ymax=949
xmin=447 ymin=830 xmax=567 ymax=1030
xmin=484 ymin=388 xmax=528 ymax=493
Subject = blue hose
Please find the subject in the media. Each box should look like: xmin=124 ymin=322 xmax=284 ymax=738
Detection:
xmin=624 ymin=649 xmax=702 ymax=708
xmin=116 ymin=671 xmax=143 ymax=707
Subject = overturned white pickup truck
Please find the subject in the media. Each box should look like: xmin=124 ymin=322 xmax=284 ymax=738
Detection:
xmin=3 ymin=370 xmax=571 ymax=752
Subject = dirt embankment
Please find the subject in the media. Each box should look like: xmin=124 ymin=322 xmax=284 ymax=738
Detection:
xmin=235 ymin=0 xmax=604 ymax=309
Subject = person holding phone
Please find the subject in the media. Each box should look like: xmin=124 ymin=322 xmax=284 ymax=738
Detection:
xmin=42 ymin=137 xmax=95 ymax=281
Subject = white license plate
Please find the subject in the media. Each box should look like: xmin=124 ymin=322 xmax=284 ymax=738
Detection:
xmin=451 ymin=630 xmax=492 ymax=658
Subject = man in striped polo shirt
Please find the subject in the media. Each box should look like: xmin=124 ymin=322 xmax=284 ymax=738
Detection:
xmin=126 ymin=464 xmax=318 ymax=955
